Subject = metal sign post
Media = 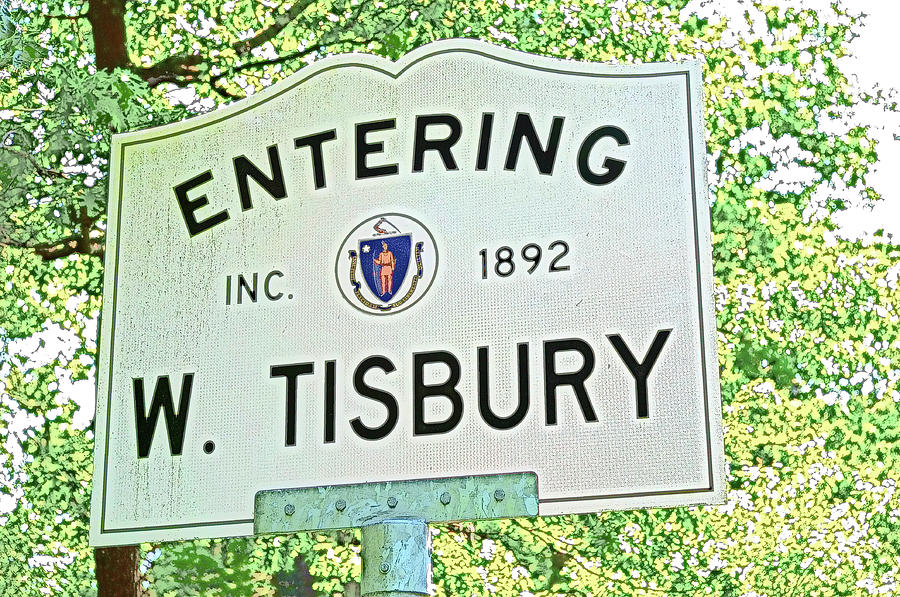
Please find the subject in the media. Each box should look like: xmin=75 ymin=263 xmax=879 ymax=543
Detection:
xmin=255 ymin=474 xmax=538 ymax=595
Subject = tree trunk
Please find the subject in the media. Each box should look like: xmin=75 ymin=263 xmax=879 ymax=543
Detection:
xmin=86 ymin=0 xmax=129 ymax=70
xmin=273 ymin=554 xmax=317 ymax=596
xmin=94 ymin=546 xmax=144 ymax=597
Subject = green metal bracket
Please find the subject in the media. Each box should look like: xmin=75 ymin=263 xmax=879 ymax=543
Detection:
xmin=254 ymin=473 xmax=538 ymax=597
xmin=254 ymin=472 xmax=538 ymax=534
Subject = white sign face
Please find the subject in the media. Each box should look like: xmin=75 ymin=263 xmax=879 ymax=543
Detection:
xmin=90 ymin=40 xmax=724 ymax=546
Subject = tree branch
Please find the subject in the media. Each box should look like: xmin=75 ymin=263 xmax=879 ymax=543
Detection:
xmin=0 ymin=208 xmax=104 ymax=261
xmin=229 ymin=44 xmax=321 ymax=73
xmin=33 ymin=237 xmax=105 ymax=260
xmin=225 ymin=6 xmax=410 ymax=77
xmin=45 ymin=14 xmax=87 ymax=21
xmin=141 ymin=53 xmax=204 ymax=87
xmin=139 ymin=0 xmax=317 ymax=87
xmin=210 ymin=79 xmax=242 ymax=100
xmin=0 ymin=147 xmax=68 ymax=180
xmin=230 ymin=0 xmax=318 ymax=58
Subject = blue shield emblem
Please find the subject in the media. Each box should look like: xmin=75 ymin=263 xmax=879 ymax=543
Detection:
xmin=358 ymin=234 xmax=412 ymax=303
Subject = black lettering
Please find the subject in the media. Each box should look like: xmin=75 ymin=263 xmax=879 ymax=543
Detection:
xmin=607 ymin=330 xmax=672 ymax=419
xmin=264 ymin=270 xmax=283 ymax=301
xmin=477 ymin=344 xmax=529 ymax=430
xmin=271 ymin=363 xmax=314 ymax=446
xmin=225 ymin=275 xmax=231 ymax=305
xmin=504 ymin=113 xmax=565 ymax=175
xmin=174 ymin=170 xmax=229 ymax=237
xmin=237 ymin=273 xmax=257 ymax=304
xmin=294 ymin=129 xmax=337 ymax=189
xmin=544 ymin=339 xmax=597 ymax=425
xmin=350 ymin=356 xmax=398 ymax=440
xmin=475 ymin=112 xmax=494 ymax=171
xmin=412 ymin=114 xmax=461 ymax=172
xmin=324 ymin=360 xmax=336 ymax=443
xmin=133 ymin=374 xmax=193 ymax=458
xmin=356 ymin=119 xmax=398 ymax=179
xmin=413 ymin=351 xmax=463 ymax=435
xmin=577 ymin=125 xmax=629 ymax=185
xmin=233 ymin=144 xmax=286 ymax=211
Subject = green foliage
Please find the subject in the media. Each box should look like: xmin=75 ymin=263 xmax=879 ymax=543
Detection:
xmin=2 ymin=0 xmax=898 ymax=595
xmin=1 ymin=249 xmax=99 ymax=593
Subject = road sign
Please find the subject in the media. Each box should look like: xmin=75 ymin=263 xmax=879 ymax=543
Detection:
xmin=90 ymin=39 xmax=724 ymax=546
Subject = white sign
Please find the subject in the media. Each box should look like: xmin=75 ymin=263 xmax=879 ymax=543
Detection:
xmin=90 ymin=40 xmax=724 ymax=546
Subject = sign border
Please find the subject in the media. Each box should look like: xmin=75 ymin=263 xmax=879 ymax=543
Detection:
xmin=94 ymin=39 xmax=716 ymax=538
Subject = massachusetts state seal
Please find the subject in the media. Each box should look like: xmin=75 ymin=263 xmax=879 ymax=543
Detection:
xmin=335 ymin=214 xmax=438 ymax=314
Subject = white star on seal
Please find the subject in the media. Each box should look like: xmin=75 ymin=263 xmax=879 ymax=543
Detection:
xmin=362 ymin=244 xmax=370 ymax=253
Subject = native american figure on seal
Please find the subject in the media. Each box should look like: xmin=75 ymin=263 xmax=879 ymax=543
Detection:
xmin=372 ymin=240 xmax=396 ymax=296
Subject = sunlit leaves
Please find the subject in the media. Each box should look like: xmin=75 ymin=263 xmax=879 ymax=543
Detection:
xmin=2 ymin=0 xmax=899 ymax=594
